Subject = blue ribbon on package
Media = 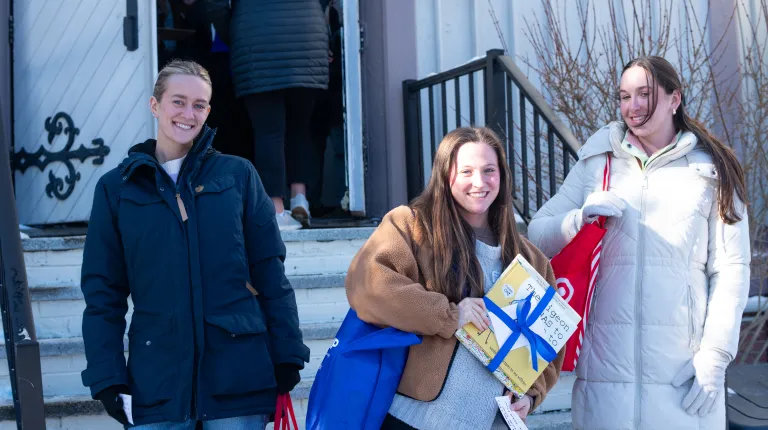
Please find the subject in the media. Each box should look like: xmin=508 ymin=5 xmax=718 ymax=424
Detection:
xmin=484 ymin=287 xmax=558 ymax=373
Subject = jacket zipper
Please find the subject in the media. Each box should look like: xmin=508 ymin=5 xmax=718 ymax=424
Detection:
xmin=687 ymin=284 xmax=696 ymax=349
xmin=587 ymin=280 xmax=602 ymax=333
xmin=169 ymin=166 xmax=198 ymax=418
xmin=634 ymin=174 xmax=648 ymax=429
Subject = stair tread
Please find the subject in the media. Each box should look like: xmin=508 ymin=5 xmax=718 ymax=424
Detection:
xmin=29 ymin=273 xmax=348 ymax=301
xmin=0 ymin=322 xmax=342 ymax=358
xmin=0 ymin=379 xmax=316 ymax=418
xmin=21 ymin=228 xmax=376 ymax=252
xmin=0 ymin=385 xmax=574 ymax=428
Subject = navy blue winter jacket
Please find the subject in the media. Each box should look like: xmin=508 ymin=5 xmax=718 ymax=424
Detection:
xmin=80 ymin=126 xmax=309 ymax=424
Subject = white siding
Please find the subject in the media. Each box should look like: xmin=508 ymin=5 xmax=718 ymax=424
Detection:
xmin=736 ymin=0 xmax=768 ymax=226
xmin=414 ymin=0 xmax=715 ymax=109
xmin=415 ymin=0 xmax=545 ymax=85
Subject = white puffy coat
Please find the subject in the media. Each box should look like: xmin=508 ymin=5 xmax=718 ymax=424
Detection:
xmin=528 ymin=122 xmax=751 ymax=430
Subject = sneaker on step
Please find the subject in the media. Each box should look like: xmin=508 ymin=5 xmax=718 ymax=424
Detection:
xmin=290 ymin=193 xmax=311 ymax=226
xmin=276 ymin=210 xmax=302 ymax=231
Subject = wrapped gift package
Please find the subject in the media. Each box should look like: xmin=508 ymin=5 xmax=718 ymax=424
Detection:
xmin=456 ymin=255 xmax=581 ymax=397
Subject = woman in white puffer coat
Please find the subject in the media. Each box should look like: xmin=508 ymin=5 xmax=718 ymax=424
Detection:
xmin=528 ymin=56 xmax=750 ymax=429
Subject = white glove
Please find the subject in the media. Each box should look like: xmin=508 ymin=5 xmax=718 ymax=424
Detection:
xmin=572 ymin=191 xmax=626 ymax=233
xmin=671 ymin=349 xmax=731 ymax=417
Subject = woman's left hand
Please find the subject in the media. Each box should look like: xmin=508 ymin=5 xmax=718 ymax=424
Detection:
xmin=508 ymin=393 xmax=533 ymax=422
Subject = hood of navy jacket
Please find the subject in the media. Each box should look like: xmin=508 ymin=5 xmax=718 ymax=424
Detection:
xmin=119 ymin=125 xmax=218 ymax=183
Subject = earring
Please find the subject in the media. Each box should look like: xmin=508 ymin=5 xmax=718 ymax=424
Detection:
xmin=673 ymin=109 xmax=676 ymax=115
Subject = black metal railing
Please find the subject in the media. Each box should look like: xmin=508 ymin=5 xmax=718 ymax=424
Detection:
xmin=0 ymin=97 xmax=46 ymax=427
xmin=403 ymin=49 xmax=581 ymax=223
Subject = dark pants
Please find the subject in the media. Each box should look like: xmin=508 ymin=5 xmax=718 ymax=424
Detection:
xmin=243 ymin=88 xmax=319 ymax=199
xmin=380 ymin=414 xmax=417 ymax=430
xmin=308 ymin=86 xmax=343 ymax=208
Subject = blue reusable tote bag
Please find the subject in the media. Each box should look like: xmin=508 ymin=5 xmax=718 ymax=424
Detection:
xmin=306 ymin=308 xmax=421 ymax=430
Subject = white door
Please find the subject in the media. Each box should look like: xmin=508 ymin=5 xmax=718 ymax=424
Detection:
xmin=12 ymin=0 xmax=157 ymax=225
xmin=342 ymin=0 xmax=365 ymax=216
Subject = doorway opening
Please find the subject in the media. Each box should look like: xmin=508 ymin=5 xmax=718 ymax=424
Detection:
xmin=155 ymin=0 xmax=372 ymax=229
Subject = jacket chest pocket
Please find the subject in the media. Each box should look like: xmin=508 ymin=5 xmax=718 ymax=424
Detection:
xmin=118 ymin=187 xmax=174 ymax=265
xmin=193 ymin=175 xmax=243 ymax=232
xmin=194 ymin=175 xmax=247 ymax=255
xmin=676 ymin=170 xmax=715 ymax=221
xmin=127 ymin=315 xmax=178 ymax=407
xmin=203 ymin=314 xmax=276 ymax=396
xmin=193 ymin=176 xmax=238 ymax=210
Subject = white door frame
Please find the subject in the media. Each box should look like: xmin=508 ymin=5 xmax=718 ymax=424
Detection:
xmin=342 ymin=0 xmax=365 ymax=216
xmin=149 ymin=0 xmax=158 ymax=137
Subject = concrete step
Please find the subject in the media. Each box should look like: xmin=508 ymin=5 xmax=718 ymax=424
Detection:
xmin=22 ymin=229 xmax=374 ymax=289
xmin=28 ymin=273 xmax=347 ymax=302
xmin=0 ymin=325 xmax=576 ymax=413
xmin=0 ymin=382 xmax=573 ymax=430
xmin=20 ymin=229 xmax=367 ymax=341
xmin=21 ymin=280 xmax=349 ymax=340
xmin=0 ymin=323 xmax=339 ymax=406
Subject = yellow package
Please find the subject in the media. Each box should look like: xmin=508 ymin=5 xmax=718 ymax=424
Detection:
xmin=455 ymin=254 xmax=580 ymax=397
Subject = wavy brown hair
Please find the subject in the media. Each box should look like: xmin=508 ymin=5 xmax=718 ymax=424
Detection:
xmin=622 ymin=56 xmax=747 ymax=224
xmin=410 ymin=127 xmax=521 ymax=303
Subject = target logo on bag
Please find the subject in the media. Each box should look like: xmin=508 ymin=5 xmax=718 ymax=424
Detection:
xmin=556 ymin=278 xmax=574 ymax=303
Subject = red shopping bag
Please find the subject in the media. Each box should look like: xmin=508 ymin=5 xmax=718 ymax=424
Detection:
xmin=275 ymin=393 xmax=299 ymax=430
xmin=551 ymin=156 xmax=611 ymax=372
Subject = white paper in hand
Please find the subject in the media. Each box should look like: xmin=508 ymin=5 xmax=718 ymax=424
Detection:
xmin=119 ymin=394 xmax=134 ymax=425
xmin=495 ymin=396 xmax=529 ymax=430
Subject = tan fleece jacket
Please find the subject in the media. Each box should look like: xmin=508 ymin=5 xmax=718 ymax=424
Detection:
xmin=345 ymin=205 xmax=565 ymax=411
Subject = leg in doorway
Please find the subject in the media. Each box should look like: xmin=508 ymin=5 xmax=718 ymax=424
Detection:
xmin=308 ymin=89 xmax=332 ymax=213
xmin=243 ymin=90 xmax=302 ymax=231
xmin=284 ymin=88 xmax=321 ymax=226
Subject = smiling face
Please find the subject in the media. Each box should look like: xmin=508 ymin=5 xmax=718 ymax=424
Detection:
xmin=449 ymin=142 xmax=500 ymax=228
xmin=150 ymin=74 xmax=212 ymax=148
xmin=619 ymin=65 xmax=680 ymax=142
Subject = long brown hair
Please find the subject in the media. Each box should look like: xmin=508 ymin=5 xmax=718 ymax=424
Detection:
xmin=622 ymin=56 xmax=747 ymax=224
xmin=411 ymin=127 xmax=521 ymax=303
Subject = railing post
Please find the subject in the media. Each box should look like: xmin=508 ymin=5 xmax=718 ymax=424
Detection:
xmin=484 ymin=49 xmax=507 ymax=141
xmin=0 ymin=97 xmax=46 ymax=427
xmin=403 ymin=80 xmax=424 ymax=201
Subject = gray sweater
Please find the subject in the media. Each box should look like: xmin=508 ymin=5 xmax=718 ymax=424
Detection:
xmin=389 ymin=240 xmax=511 ymax=429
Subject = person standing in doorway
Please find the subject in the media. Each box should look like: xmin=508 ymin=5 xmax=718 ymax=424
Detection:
xmin=205 ymin=0 xmax=330 ymax=231
xmin=528 ymin=56 xmax=750 ymax=429
xmin=80 ymin=60 xmax=309 ymax=429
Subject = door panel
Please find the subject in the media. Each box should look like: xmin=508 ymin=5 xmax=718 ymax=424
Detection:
xmin=13 ymin=0 xmax=157 ymax=224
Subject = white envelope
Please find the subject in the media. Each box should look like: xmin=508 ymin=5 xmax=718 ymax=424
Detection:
xmin=495 ymin=396 xmax=529 ymax=430
xmin=119 ymin=394 xmax=134 ymax=425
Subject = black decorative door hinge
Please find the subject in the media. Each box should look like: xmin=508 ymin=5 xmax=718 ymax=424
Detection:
xmin=12 ymin=112 xmax=110 ymax=200
xmin=123 ymin=0 xmax=138 ymax=51
xmin=359 ymin=25 xmax=365 ymax=54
